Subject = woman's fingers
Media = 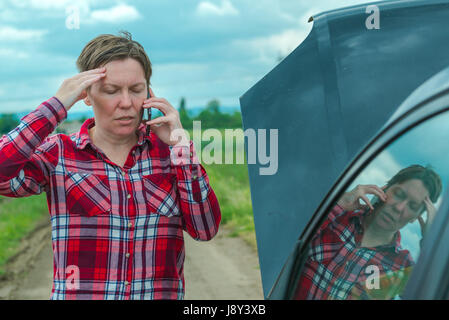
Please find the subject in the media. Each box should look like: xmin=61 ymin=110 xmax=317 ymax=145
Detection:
xmin=72 ymin=67 xmax=106 ymax=80
xmin=142 ymin=101 xmax=170 ymax=115
xmin=149 ymin=86 xmax=155 ymax=98
xmin=418 ymin=216 xmax=426 ymax=231
xmin=146 ymin=116 xmax=169 ymax=126
xmin=363 ymin=185 xmax=387 ymax=201
xmin=77 ymin=72 xmax=105 ymax=86
xmin=79 ymin=73 xmax=105 ymax=88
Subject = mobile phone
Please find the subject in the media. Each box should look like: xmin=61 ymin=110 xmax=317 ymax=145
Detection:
xmin=371 ymin=195 xmax=379 ymax=206
xmin=145 ymin=88 xmax=151 ymax=136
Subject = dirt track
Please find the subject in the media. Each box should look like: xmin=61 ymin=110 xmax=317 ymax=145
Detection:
xmin=0 ymin=216 xmax=263 ymax=300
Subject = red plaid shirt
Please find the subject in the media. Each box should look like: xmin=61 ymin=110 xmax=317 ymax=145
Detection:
xmin=295 ymin=205 xmax=414 ymax=300
xmin=0 ymin=97 xmax=221 ymax=300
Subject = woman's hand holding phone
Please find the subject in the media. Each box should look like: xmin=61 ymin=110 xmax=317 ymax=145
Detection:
xmin=337 ymin=184 xmax=387 ymax=212
xmin=142 ymin=87 xmax=189 ymax=146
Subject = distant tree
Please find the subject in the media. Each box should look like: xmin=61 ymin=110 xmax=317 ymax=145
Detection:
xmin=0 ymin=113 xmax=19 ymax=134
xmin=195 ymin=99 xmax=219 ymax=128
xmin=194 ymin=99 xmax=243 ymax=129
xmin=230 ymin=111 xmax=243 ymax=128
xmin=178 ymin=97 xmax=192 ymax=129
xmin=206 ymin=99 xmax=220 ymax=114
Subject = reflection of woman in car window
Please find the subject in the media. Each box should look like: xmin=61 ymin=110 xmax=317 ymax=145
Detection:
xmin=295 ymin=165 xmax=442 ymax=300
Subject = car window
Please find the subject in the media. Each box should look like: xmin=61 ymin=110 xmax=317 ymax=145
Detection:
xmin=293 ymin=111 xmax=449 ymax=300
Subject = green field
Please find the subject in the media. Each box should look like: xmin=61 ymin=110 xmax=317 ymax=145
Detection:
xmin=187 ymin=128 xmax=255 ymax=246
xmin=0 ymin=130 xmax=256 ymax=274
xmin=204 ymin=162 xmax=255 ymax=247
xmin=0 ymin=194 xmax=48 ymax=276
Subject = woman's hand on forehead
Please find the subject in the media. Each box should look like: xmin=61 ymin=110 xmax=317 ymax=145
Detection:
xmin=55 ymin=67 xmax=106 ymax=111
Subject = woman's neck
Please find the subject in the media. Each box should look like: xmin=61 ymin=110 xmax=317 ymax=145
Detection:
xmin=89 ymin=125 xmax=138 ymax=152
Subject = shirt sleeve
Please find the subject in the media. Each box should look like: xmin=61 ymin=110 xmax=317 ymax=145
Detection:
xmin=170 ymin=140 xmax=221 ymax=241
xmin=0 ymin=97 xmax=66 ymax=197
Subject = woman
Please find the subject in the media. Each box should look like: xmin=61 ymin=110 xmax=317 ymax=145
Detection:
xmin=0 ymin=31 xmax=221 ymax=300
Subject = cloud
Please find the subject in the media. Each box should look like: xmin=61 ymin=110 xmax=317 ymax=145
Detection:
xmin=0 ymin=48 xmax=29 ymax=59
xmin=8 ymin=0 xmax=98 ymax=10
xmin=89 ymin=4 xmax=142 ymax=23
xmin=196 ymin=0 xmax=239 ymax=16
xmin=240 ymin=27 xmax=311 ymax=59
xmin=0 ymin=26 xmax=48 ymax=41
xmin=348 ymin=150 xmax=402 ymax=192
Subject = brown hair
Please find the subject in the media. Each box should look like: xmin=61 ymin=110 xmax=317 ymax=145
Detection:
xmin=76 ymin=30 xmax=152 ymax=85
xmin=386 ymin=164 xmax=442 ymax=202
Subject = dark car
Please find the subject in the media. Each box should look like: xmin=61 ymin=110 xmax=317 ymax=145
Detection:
xmin=239 ymin=0 xmax=449 ymax=299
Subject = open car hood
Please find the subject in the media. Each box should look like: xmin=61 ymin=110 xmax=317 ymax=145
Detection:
xmin=239 ymin=0 xmax=449 ymax=297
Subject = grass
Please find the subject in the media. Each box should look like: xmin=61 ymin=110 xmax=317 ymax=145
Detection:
xmin=0 ymin=194 xmax=49 ymax=276
xmin=188 ymin=128 xmax=257 ymax=249
xmin=204 ymin=163 xmax=256 ymax=248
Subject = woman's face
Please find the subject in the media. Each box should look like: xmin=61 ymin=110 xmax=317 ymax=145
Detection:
xmin=85 ymin=57 xmax=147 ymax=140
xmin=372 ymin=179 xmax=429 ymax=232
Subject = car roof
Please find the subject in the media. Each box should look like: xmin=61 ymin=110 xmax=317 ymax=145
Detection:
xmin=239 ymin=0 xmax=449 ymax=297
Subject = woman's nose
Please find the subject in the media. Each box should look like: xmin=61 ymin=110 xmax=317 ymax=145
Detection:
xmin=119 ymin=91 xmax=132 ymax=107
xmin=394 ymin=199 xmax=407 ymax=213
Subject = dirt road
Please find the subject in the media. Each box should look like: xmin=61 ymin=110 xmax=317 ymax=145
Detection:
xmin=1 ymin=218 xmax=263 ymax=300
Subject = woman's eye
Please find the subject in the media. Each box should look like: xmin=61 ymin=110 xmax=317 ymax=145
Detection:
xmin=394 ymin=190 xmax=406 ymax=199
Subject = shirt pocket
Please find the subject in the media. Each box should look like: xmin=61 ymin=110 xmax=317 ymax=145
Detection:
xmin=64 ymin=171 xmax=111 ymax=217
xmin=142 ymin=172 xmax=180 ymax=217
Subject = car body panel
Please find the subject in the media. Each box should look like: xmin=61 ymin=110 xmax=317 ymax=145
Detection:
xmin=239 ymin=0 xmax=449 ymax=297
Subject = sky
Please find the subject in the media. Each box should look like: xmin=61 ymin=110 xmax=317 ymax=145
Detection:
xmin=0 ymin=0 xmax=377 ymax=114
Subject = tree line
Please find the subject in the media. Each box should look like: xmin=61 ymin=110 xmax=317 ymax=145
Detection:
xmin=178 ymin=97 xmax=242 ymax=129
xmin=0 ymin=114 xmax=19 ymax=135
xmin=0 ymin=98 xmax=242 ymax=134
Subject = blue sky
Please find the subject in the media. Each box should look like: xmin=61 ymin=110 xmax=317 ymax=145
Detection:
xmin=0 ymin=0 xmax=375 ymax=114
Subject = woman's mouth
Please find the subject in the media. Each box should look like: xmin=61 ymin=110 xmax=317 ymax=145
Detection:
xmin=116 ymin=117 xmax=134 ymax=124
xmin=382 ymin=211 xmax=396 ymax=224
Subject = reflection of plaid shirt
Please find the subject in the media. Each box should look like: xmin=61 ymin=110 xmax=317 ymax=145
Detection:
xmin=0 ymin=97 xmax=221 ymax=300
xmin=295 ymin=205 xmax=414 ymax=300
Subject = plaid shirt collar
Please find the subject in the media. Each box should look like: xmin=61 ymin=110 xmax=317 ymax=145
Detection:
xmin=74 ymin=118 xmax=152 ymax=150
xmin=349 ymin=209 xmax=403 ymax=254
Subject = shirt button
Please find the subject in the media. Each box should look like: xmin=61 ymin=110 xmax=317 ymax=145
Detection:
xmin=125 ymin=253 xmax=130 ymax=258
xmin=124 ymin=281 xmax=130 ymax=286
xmin=128 ymin=222 xmax=133 ymax=228
xmin=192 ymin=175 xmax=197 ymax=180
xmin=127 ymin=194 xmax=131 ymax=199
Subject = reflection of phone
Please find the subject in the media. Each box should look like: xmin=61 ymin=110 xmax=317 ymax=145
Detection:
xmin=145 ymin=88 xmax=151 ymax=136
xmin=371 ymin=195 xmax=381 ymax=210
